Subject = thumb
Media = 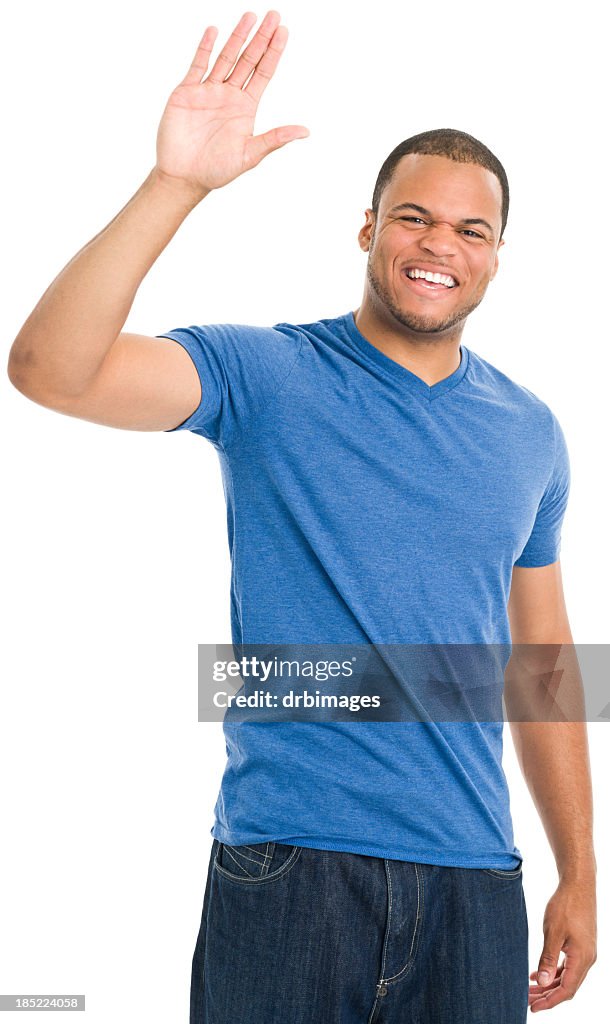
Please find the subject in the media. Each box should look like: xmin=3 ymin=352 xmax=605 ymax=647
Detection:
xmin=537 ymin=943 xmax=561 ymax=986
xmin=244 ymin=125 xmax=310 ymax=170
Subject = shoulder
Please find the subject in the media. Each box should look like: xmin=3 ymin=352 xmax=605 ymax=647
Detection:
xmin=466 ymin=348 xmax=558 ymax=433
xmin=159 ymin=319 xmax=303 ymax=383
xmin=173 ymin=320 xmax=303 ymax=356
xmin=273 ymin=312 xmax=353 ymax=346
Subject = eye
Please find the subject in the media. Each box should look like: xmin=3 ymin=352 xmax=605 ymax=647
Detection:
xmin=398 ymin=216 xmax=427 ymax=224
xmin=461 ymin=229 xmax=484 ymax=239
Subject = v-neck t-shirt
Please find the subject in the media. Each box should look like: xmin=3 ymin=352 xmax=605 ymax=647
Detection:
xmin=158 ymin=311 xmax=570 ymax=868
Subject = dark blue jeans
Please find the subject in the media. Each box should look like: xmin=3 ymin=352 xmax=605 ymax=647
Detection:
xmin=190 ymin=839 xmax=529 ymax=1023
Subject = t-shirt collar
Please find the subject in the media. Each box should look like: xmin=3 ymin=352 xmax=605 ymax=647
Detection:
xmin=342 ymin=310 xmax=470 ymax=402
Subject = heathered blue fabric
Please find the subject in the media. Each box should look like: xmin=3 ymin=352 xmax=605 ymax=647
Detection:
xmin=158 ymin=311 xmax=570 ymax=868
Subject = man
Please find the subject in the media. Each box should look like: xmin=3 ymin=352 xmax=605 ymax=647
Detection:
xmin=7 ymin=9 xmax=597 ymax=1023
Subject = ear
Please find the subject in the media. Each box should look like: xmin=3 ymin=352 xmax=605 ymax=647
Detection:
xmin=358 ymin=209 xmax=375 ymax=252
xmin=490 ymin=237 xmax=504 ymax=281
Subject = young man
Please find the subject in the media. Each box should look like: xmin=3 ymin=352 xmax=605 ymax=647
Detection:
xmin=8 ymin=10 xmax=597 ymax=1023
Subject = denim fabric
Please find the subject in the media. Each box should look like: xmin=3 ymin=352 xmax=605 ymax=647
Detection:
xmin=190 ymin=839 xmax=529 ymax=1023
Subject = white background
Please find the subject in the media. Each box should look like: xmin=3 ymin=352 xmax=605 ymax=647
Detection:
xmin=1 ymin=0 xmax=607 ymax=1020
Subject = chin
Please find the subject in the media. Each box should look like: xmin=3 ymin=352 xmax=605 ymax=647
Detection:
xmin=393 ymin=305 xmax=462 ymax=335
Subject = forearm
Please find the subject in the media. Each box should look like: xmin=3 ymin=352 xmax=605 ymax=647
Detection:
xmin=8 ymin=168 xmax=208 ymax=399
xmin=510 ymin=717 xmax=596 ymax=881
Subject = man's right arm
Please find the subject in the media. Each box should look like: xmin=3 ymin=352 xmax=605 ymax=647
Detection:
xmin=8 ymin=169 xmax=208 ymax=431
xmin=6 ymin=10 xmax=309 ymax=432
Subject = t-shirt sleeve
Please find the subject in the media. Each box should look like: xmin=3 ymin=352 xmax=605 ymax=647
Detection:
xmin=155 ymin=322 xmax=302 ymax=447
xmin=514 ymin=411 xmax=571 ymax=567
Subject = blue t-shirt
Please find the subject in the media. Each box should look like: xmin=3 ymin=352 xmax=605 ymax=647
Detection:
xmin=158 ymin=311 xmax=570 ymax=869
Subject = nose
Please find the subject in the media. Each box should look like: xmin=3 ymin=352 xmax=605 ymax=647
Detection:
xmin=418 ymin=222 xmax=457 ymax=258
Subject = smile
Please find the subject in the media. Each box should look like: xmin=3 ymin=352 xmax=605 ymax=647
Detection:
xmin=402 ymin=268 xmax=459 ymax=296
xmin=405 ymin=267 xmax=456 ymax=288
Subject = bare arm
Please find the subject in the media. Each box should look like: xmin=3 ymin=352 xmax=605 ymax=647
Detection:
xmin=507 ymin=562 xmax=595 ymax=879
xmin=7 ymin=10 xmax=309 ymax=431
xmin=8 ymin=170 xmax=207 ymax=430
xmin=506 ymin=561 xmax=597 ymax=1011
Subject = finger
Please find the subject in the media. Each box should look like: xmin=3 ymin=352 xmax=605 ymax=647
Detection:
xmin=528 ymin=975 xmax=562 ymax=1002
xmin=226 ymin=9 xmax=282 ymax=90
xmin=244 ymin=24 xmax=290 ymax=104
xmin=182 ymin=25 xmax=220 ymax=85
xmin=529 ymin=962 xmax=565 ymax=984
xmin=536 ymin=943 xmax=562 ymax=987
xmin=530 ymin=974 xmax=565 ymax=1010
xmin=530 ymin=979 xmax=576 ymax=1011
xmin=244 ymin=123 xmax=310 ymax=169
xmin=530 ymin=951 xmax=582 ymax=1012
xmin=206 ymin=11 xmax=259 ymax=85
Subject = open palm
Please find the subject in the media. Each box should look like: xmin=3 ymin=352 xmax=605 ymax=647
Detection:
xmin=156 ymin=10 xmax=309 ymax=193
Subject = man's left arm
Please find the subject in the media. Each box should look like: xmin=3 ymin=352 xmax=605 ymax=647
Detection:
xmin=506 ymin=560 xmax=597 ymax=1013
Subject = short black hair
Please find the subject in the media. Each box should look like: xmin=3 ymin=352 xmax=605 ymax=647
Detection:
xmin=371 ymin=128 xmax=509 ymax=239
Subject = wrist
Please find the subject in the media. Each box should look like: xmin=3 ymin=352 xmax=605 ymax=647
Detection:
xmin=557 ymin=852 xmax=597 ymax=885
xmin=149 ymin=166 xmax=211 ymax=208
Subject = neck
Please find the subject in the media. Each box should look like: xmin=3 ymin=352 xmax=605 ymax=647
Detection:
xmin=353 ymin=298 xmax=465 ymax=387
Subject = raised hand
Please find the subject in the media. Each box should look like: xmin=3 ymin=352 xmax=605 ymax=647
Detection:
xmin=155 ymin=10 xmax=309 ymax=194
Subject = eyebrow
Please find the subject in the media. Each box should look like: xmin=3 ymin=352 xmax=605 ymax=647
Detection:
xmin=388 ymin=202 xmax=496 ymax=238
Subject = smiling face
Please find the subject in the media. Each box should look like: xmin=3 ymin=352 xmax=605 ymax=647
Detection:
xmin=359 ymin=153 xmax=504 ymax=337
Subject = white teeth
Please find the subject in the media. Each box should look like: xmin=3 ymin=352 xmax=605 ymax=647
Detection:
xmin=406 ymin=268 xmax=456 ymax=288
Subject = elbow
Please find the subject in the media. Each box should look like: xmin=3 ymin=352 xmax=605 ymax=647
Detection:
xmin=7 ymin=343 xmax=72 ymax=411
xmin=7 ymin=344 xmax=46 ymax=403
xmin=7 ymin=344 xmax=35 ymax=396
xmin=6 ymin=339 xmax=83 ymax=411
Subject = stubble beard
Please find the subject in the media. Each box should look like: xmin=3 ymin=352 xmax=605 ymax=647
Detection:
xmin=366 ymin=254 xmax=487 ymax=338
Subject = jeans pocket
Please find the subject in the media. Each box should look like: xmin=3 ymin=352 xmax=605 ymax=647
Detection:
xmin=214 ymin=841 xmax=302 ymax=884
xmin=482 ymin=862 xmax=523 ymax=879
